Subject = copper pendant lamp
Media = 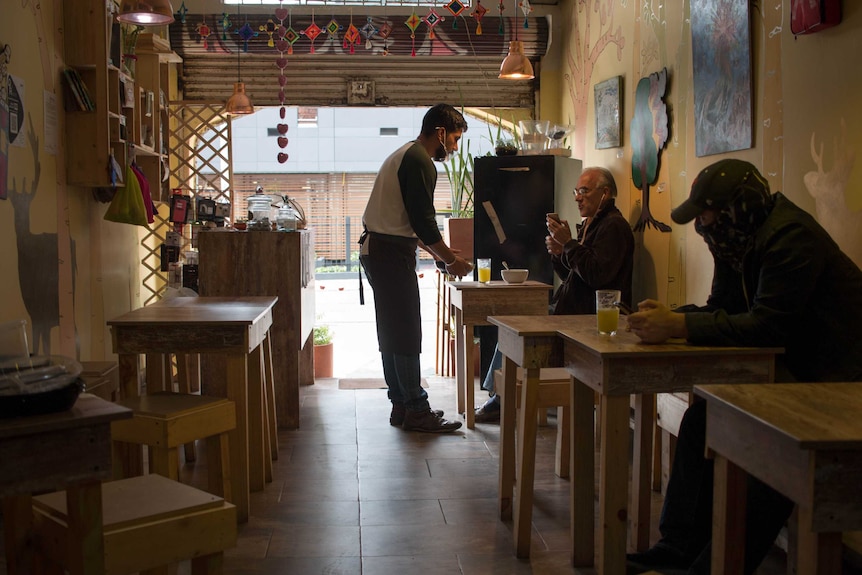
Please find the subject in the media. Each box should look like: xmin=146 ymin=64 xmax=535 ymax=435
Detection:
xmin=117 ymin=0 xmax=175 ymax=26
xmin=498 ymin=0 xmax=534 ymax=80
xmin=226 ymin=3 xmax=254 ymax=115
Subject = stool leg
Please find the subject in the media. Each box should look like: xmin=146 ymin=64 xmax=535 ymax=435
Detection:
xmin=150 ymin=446 xmax=180 ymax=480
xmin=176 ymin=353 xmax=197 ymax=463
xmin=206 ymin=432 xmax=233 ymax=503
xmin=555 ymin=405 xmax=571 ymax=479
xmin=191 ymin=553 xmax=224 ymax=575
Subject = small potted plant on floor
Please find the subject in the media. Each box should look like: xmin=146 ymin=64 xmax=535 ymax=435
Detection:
xmin=313 ymin=324 xmax=334 ymax=379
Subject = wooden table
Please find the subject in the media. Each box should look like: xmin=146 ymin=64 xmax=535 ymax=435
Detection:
xmin=448 ymin=281 xmax=552 ymax=428
xmin=557 ymin=316 xmax=782 ymax=575
xmin=1 ymin=394 xmax=132 ymax=575
xmin=487 ymin=314 xmax=572 ymax=557
xmin=697 ymin=382 xmax=862 ymax=575
xmin=108 ymin=295 xmax=276 ymax=523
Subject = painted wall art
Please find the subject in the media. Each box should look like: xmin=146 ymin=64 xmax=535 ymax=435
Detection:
xmin=594 ymin=75 xmax=621 ymax=149
xmin=691 ymin=0 xmax=751 ymax=157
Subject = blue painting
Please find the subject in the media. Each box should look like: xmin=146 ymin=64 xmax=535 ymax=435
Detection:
xmin=691 ymin=0 xmax=752 ymax=157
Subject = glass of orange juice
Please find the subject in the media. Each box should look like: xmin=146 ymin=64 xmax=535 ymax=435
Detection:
xmin=477 ymin=258 xmax=491 ymax=283
xmin=596 ymin=289 xmax=621 ymax=335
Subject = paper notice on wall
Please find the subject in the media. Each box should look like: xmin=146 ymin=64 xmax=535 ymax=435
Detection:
xmin=44 ymin=90 xmax=57 ymax=155
xmin=481 ymin=200 xmax=507 ymax=244
xmin=7 ymin=75 xmax=24 ymax=148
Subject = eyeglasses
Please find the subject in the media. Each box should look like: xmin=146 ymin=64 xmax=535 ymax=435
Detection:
xmin=574 ymin=187 xmax=594 ymax=197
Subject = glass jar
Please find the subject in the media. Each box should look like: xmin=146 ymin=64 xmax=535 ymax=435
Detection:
xmin=246 ymin=193 xmax=274 ymax=231
xmin=276 ymin=204 xmax=297 ymax=232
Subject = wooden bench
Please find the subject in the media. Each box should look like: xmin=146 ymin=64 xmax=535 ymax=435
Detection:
xmin=33 ymin=474 xmax=236 ymax=574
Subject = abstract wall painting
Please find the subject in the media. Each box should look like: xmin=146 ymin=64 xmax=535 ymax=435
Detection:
xmin=691 ymin=0 xmax=752 ymax=157
xmin=594 ymin=75 xmax=622 ymax=149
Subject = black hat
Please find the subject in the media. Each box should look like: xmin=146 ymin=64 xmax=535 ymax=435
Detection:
xmin=671 ymin=159 xmax=762 ymax=224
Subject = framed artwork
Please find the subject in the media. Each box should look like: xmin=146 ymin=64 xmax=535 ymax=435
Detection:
xmin=594 ymin=76 xmax=622 ymax=149
xmin=691 ymin=0 xmax=752 ymax=157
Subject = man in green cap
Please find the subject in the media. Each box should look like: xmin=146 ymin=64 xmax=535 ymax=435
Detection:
xmin=626 ymin=159 xmax=862 ymax=573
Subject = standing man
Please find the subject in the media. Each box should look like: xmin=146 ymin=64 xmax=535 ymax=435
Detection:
xmin=360 ymin=104 xmax=472 ymax=433
xmin=626 ymin=159 xmax=862 ymax=574
xmin=474 ymin=166 xmax=634 ymax=422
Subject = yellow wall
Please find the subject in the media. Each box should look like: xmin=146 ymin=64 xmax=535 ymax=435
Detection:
xmin=556 ymin=0 xmax=862 ymax=307
xmin=0 ymin=0 xmax=142 ymax=360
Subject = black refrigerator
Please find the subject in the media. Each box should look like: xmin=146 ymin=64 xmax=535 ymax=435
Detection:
xmin=473 ymin=154 xmax=582 ymax=284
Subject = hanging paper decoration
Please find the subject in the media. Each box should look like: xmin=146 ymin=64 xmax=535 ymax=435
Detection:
xmin=422 ymin=8 xmax=444 ymax=40
xmin=274 ymin=1 xmax=289 ymax=164
xmin=405 ymin=10 xmax=421 ymax=56
xmin=445 ymin=0 xmax=466 ymax=29
xmin=302 ymin=13 xmax=322 ymax=54
xmin=519 ymin=0 xmax=533 ymax=28
xmin=498 ymin=0 xmax=506 ymax=34
xmin=378 ymin=12 xmax=392 ymax=56
xmin=472 ymin=1 xmax=488 ymax=35
xmin=176 ymin=1 xmax=188 ymax=24
xmin=326 ymin=17 xmax=342 ymax=44
xmin=343 ymin=12 xmax=360 ymax=54
xmin=196 ymin=18 xmax=212 ymax=50
xmin=360 ymin=17 xmax=378 ymax=50
xmin=259 ymin=19 xmax=277 ymax=47
xmin=220 ymin=13 xmax=231 ymax=41
xmin=237 ymin=22 xmax=256 ymax=52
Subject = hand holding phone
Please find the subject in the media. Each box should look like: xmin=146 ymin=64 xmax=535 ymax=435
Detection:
xmin=546 ymin=212 xmax=561 ymax=224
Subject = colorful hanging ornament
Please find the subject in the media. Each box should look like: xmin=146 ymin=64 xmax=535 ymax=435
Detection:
xmin=279 ymin=10 xmax=299 ymax=55
xmin=326 ymin=17 xmax=342 ymax=43
xmin=343 ymin=12 xmax=360 ymax=54
xmin=360 ymin=17 xmax=378 ymax=50
xmin=498 ymin=0 xmax=506 ymax=34
xmin=472 ymin=1 xmax=488 ymax=35
xmin=220 ymin=13 xmax=231 ymax=41
xmin=176 ymin=1 xmax=188 ymax=24
xmin=237 ymin=22 xmax=256 ymax=52
xmin=196 ymin=18 xmax=212 ymax=50
xmin=405 ymin=10 xmax=421 ymax=56
xmin=445 ymin=0 xmax=466 ymax=29
xmin=519 ymin=0 xmax=533 ymax=28
xmin=259 ymin=19 xmax=277 ymax=47
xmin=379 ymin=9 xmax=392 ymax=56
xmin=302 ymin=11 xmax=322 ymax=54
xmin=422 ymin=8 xmax=444 ymax=40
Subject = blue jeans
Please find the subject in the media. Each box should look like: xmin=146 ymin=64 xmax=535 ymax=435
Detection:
xmin=658 ymin=400 xmax=794 ymax=573
xmin=381 ymin=352 xmax=429 ymax=412
xmin=481 ymin=346 xmax=504 ymax=394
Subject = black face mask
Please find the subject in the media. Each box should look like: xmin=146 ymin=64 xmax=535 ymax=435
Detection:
xmin=432 ymin=128 xmax=448 ymax=162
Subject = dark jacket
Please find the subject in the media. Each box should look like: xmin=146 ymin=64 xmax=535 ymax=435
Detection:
xmin=550 ymin=199 xmax=634 ymax=315
xmin=684 ymin=193 xmax=862 ymax=382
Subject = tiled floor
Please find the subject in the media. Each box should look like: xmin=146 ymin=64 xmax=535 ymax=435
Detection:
xmin=0 ymin=375 xmax=790 ymax=574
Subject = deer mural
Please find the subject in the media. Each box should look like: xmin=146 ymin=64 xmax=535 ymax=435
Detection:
xmin=803 ymin=120 xmax=861 ymax=267
xmin=9 ymin=114 xmax=76 ymax=355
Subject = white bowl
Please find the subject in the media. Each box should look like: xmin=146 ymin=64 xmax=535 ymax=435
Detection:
xmin=501 ymin=269 xmax=529 ymax=284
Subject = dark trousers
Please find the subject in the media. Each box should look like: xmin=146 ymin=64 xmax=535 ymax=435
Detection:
xmin=659 ymin=400 xmax=794 ymax=574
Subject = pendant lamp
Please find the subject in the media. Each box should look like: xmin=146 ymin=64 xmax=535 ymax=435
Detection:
xmin=498 ymin=1 xmax=534 ymax=80
xmin=117 ymin=0 xmax=175 ymax=26
xmin=226 ymin=4 xmax=254 ymax=115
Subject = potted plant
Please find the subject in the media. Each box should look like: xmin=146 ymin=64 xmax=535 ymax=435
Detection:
xmin=313 ymin=324 xmax=334 ymax=379
xmin=442 ymin=138 xmax=474 ymax=260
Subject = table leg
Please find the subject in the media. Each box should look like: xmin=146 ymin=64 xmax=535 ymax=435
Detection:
xmin=225 ymin=352 xmax=250 ymax=523
xmin=711 ymin=454 xmax=747 ymax=575
xmin=796 ymin=506 xmax=842 ymax=575
xmin=630 ymin=393 xmax=655 ymax=552
xmin=263 ymin=332 xmax=279 ymax=459
xmin=570 ymin=378 xmax=595 ymax=567
xmin=464 ymin=321 xmax=476 ymax=429
xmin=598 ymin=395 xmax=629 ymax=575
xmin=248 ymin=345 xmax=266 ymax=492
xmin=513 ymin=367 xmax=541 ymax=558
xmin=3 ymin=495 xmax=35 ymax=575
xmin=498 ymin=355 xmax=518 ymax=521
xmin=453 ymin=307 xmax=465 ymax=416
xmin=65 ymin=480 xmax=106 ymax=575
xmin=117 ymin=353 xmax=143 ymax=477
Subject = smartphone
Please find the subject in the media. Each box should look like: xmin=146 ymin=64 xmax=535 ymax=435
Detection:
xmin=546 ymin=212 xmax=561 ymax=224
xmin=615 ymin=301 xmax=634 ymax=315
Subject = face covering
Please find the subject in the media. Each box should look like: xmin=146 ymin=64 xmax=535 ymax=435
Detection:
xmin=694 ymin=171 xmax=774 ymax=271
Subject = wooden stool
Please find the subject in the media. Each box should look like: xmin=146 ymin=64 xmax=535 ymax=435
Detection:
xmin=495 ymin=367 xmax=571 ymax=478
xmin=111 ymin=393 xmax=235 ymax=500
xmin=32 ymin=474 xmax=236 ymax=574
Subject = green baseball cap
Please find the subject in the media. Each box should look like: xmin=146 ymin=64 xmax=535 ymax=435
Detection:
xmin=671 ymin=159 xmax=762 ymax=224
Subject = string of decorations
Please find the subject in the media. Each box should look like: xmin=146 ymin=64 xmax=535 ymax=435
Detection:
xmin=274 ymin=0 xmax=290 ymax=163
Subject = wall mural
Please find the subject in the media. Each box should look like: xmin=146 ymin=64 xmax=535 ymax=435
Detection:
xmin=691 ymin=0 xmax=752 ymax=157
xmin=9 ymin=114 xmax=76 ymax=355
xmin=804 ymin=120 xmax=861 ymax=267
xmin=630 ymin=67 xmax=670 ymax=232
xmin=563 ymin=0 xmax=624 ymax=160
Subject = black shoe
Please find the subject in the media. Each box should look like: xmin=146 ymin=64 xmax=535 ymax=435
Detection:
xmin=390 ymin=404 xmax=443 ymax=426
xmin=474 ymin=395 xmax=500 ymax=423
xmin=626 ymin=544 xmax=690 ymax=574
xmin=402 ymin=409 xmax=462 ymax=433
